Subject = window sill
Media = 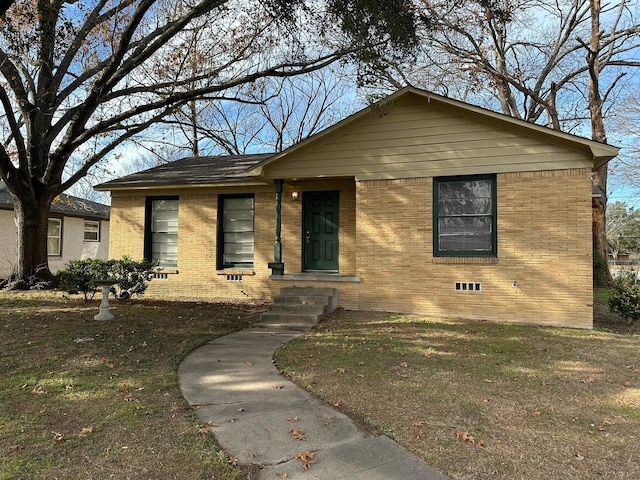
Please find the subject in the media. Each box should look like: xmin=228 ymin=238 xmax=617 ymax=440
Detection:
xmin=216 ymin=269 xmax=255 ymax=276
xmin=270 ymin=273 xmax=362 ymax=283
xmin=432 ymin=257 xmax=498 ymax=265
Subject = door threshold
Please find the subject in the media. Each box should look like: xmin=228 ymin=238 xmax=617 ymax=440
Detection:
xmin=270 ymin=273 xmax=361 ymax=283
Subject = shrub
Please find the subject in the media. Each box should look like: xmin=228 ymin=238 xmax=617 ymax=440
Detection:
xmin=608 ymin=271 xmax=640 ymax=323
xmin=58 ymin=257 xmax=156 ymax=301
xmin=107 ymin=256 xmax=157 ymax=300
xmin=58 ymin=259 xmax=109 ymax=300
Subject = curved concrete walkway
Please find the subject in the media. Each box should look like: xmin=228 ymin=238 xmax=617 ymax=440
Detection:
xmin=178 ymin=323 xmax=448 ymax=480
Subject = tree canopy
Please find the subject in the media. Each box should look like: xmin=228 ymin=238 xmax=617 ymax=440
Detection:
xmin=0 ymin=0 xmax=421 ymax=286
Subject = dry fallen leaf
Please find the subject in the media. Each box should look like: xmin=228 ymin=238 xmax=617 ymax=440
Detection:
xmin=334 ymin=401 xmax=343 ymax=408
xmin=455 ymin=431 xmax=475 ymax=444
xmin=198 ymin=421 xmax=218 ymax=433
xmin=31 ymin=385 xmax=46 ymax=395
xmin=294 ymin=451 xmax=318 ymax=471
xmin=413 ymin=421 xmax=425 ymax=427
xmin=52 ymin=432 xmax=65 ymax=443
xmin=237 ymin=407 xmax=247 ymax=413
xmin=290 ymin=427 xmax=306 ymax=441
xmin=8 ymin=444 xmax=23 ymax=452
xmin=273 ymin=384 xmax=284 ymax=389
xmin=337 ymin=367 xmax=346 ymax=374
xmin=276 ymin=472 xmax=288 ymax=478
xmin=531 ymin=408 xmax=541 ymax=416
xmin=228 ymin=454 xmax=238 ymax=466
xmin=79 ymin=426 xmax=94 ymax=435
xmin=245 ymin=361 xmax=254 ymax=367
xmin=598 ymin=418 xmax=613 ymax=431
xmin=287 ymin=416 xmax=299 ymax=422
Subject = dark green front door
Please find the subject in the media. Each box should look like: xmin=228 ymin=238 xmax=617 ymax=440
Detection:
xmin=303 ymin=191 xmax=339 ymax=272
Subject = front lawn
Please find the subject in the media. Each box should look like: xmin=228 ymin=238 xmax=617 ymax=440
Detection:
xmin=275 ymin=290 xmax=639 ymax=480
xmin=0 ymin=292 xmax=261 ymax=480
xmin=2 ymin=288 xmax=637 ymax=480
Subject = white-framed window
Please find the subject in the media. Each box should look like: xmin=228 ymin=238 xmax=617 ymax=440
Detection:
xmin=84 ymin=220 xmax=100 ymax=241
xmin=47 ymin=218 xmax=62 ymax=256
xmin=218 ymin=195 xmax=254 ymax=269
xmin=146 ymin=197 xmax=179 ymax=268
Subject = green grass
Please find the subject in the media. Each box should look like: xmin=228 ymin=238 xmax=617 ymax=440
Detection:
xmin=593 ymin=287 xmax=613 ymax=302
xmin=0 ymin=291 xmax=262 ymax=480
xmin=275 ymin=294 xmax=640 ymax=480
xmin=3 ymin=288 xmax=638 ymax=480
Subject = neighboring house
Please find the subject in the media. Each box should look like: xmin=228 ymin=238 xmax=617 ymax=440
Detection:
xmin=0 ymin=182 xmax=110 ymax=279
xmin=96 ymin=87 xmax=618 ymax=328
xmin=608 ymin=250 xmax=632 ymax=263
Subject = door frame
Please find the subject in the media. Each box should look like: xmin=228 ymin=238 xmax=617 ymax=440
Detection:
xmin=302 ymin=190 xmax=340 ymax=272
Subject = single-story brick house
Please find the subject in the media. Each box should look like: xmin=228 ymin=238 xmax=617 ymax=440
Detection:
xmin=96 ymin=87 xmax=618 ymax=328
xmin=0 ymin=182 xmax=110 ymax=279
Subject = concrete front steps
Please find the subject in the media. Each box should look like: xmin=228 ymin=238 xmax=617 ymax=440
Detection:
xmin=258 ymin=287 xmax=337 ymax=331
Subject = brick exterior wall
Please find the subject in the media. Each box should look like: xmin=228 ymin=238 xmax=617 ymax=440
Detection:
xmin=109 ymin=168 xmax=593 ymax=328
xmin=109 ymin=195 xmax=146 ymax=260
xmin=354 ymin=168 xmax=593 ymax=328
xmin=110 ymin=191 xmax=274 ymax=302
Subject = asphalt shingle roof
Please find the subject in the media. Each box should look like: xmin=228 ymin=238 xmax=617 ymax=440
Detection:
xmin=0 ymin=182 xmax=110 ymax=220
xmin=95 ymin=154 xmax=274 ymax=190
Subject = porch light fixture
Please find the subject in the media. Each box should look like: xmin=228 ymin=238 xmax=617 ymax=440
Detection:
xmin=291 ymin=191 xmax=299 ymax=200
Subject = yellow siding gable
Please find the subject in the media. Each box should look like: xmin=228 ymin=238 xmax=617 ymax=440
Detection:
xmin=259 ymin=94 xmax=599 ymax=181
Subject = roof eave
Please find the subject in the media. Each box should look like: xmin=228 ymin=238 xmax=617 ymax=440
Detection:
xmin=51 ymin=210 xmax=110 ymax=221
xmin=95 ymin=179 xmax=270 ymax=192
xmin=591 ymin=145 xmax=620 ymax=169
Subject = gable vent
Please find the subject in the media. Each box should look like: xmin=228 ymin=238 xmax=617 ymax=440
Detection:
xmin=455 ymin=281 xmax=482 ymax=292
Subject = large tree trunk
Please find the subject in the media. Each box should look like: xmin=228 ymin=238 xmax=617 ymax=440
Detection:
xmin=592 ymin=164 xmax=611 ymax=285
xmin=5 ymin=191 xmax=56 ymax=288
xmin=588 ymin=0 xmax=612 ymax=286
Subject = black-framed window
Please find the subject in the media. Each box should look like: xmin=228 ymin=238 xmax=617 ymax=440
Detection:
xmin=145 ymin=197 xmax=179 ymax=268
xmin=218 ymin=194 xmax=254 ymax=269
xmin=433 ymin=174 xmax=497 ymax=257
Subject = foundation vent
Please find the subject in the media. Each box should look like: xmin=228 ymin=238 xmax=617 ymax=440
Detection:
xmin=152 ymin=272 xmax=169 ymax=279
xmin=455 ymin=281 xmax=482 ymax=292
xmin=226 ymin=274 xmax=244 ymax=282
